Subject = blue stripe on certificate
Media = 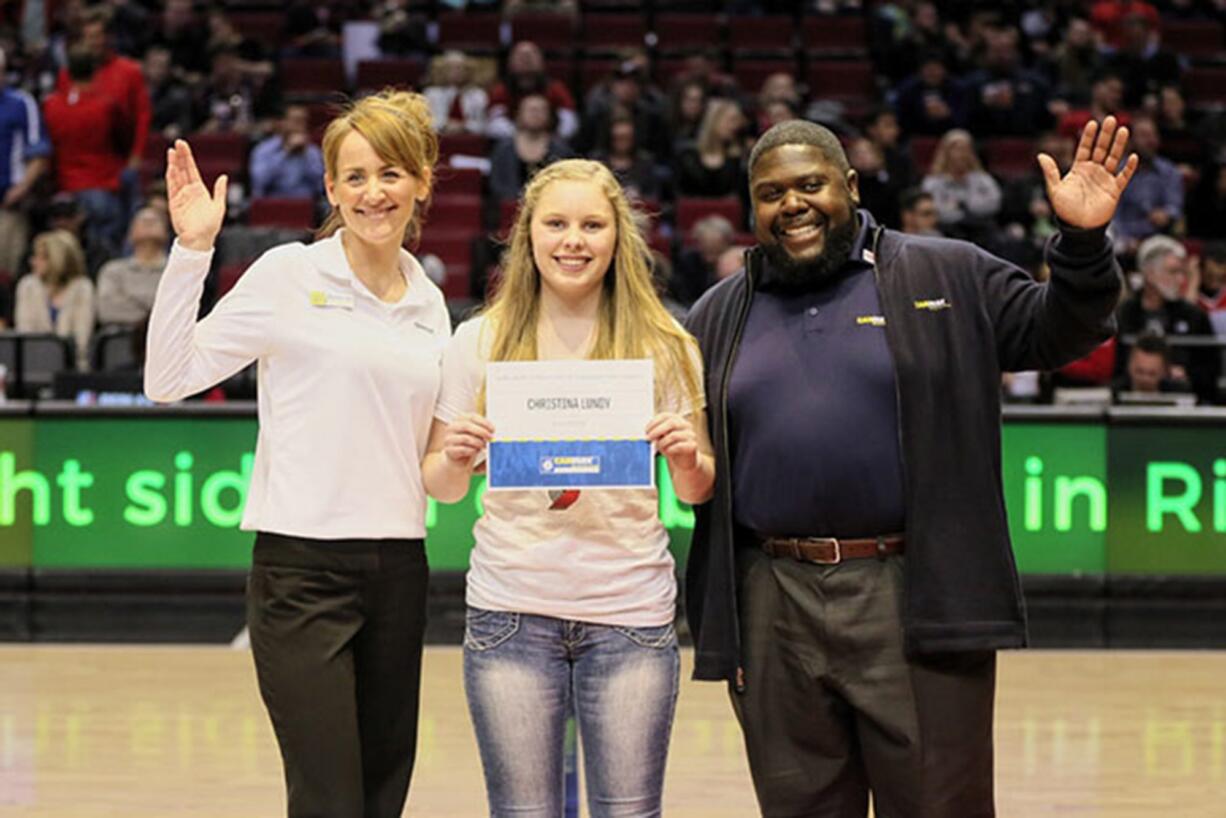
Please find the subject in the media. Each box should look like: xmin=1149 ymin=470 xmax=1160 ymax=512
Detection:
xmin=487 ymin=439 xmax=655 ymax=489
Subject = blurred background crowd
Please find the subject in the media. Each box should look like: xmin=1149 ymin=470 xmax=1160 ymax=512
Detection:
xmin=0 ymin=0 xmax=1224 ymax=405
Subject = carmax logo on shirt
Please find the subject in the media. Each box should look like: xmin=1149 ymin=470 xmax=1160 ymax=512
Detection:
xmin=540 ymin=455 xmax=601 ymax=475
xmin=914 ymin=298 xmax=952 ymax=311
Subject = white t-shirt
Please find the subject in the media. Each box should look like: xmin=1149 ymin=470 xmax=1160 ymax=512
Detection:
xmin=435 ymin=315 xmax=703 ymax=627
xmin=145 ymin=230 xmax=451 ymax=540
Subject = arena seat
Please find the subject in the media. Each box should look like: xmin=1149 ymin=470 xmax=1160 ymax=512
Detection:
xmin=910 ymin=135 xmax=940 ymax=174
xmin=507 ymin=13 xmax=577 ymax=53
xmin=430 ymin=194 xmax=483 ymax=233
xmin=355 ymin=59 xmax=426 ymax=93
xmin=731 ymin=58 xmax=800 ymax=94
xmin=227 ymin=11 xmax=284 ymax=50
xmin=434 ymin=166 xmax=483 ymax=197
xmin=1185 ymin=67 xmax=1226 ymax=107
xmin=416 ymin=230 xmax=474 ymax=298
xmin=984 ymin=137 xmax=1037 ymax=181
xmin=187 ymin=132 xmax=249 ymax=184
xmin=652 ymin=14 xmax=723 ymax=56
xmin=801 ymin=15 xmax=869 ymax=57
xmin=279 ymin=58 xmax=348 ymax=100
xmin=439 ymin=133 xmax=489 ymax=162
xmin=436 ymin=11 xmax=504 ymax=54
xmin=676 ymin=196 xmax=743 ymax=232
xmin=727 ymin=15 xmax=796 ymax=57
xmin=581 ymin=13 xmax=649 ymax=53
xmin=807 ymin=60 xmax=877 ymax=102
xmin=216 ymin=261 xmax=252 ymax=299
xmin=1161 ymin=19 xmax=1224 ymax=60
xmin=248 ymin=198 xmax=316 ymax=230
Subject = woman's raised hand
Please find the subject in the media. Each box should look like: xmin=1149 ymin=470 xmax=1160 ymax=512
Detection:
xmin=166 ymin=140 xmax=228 ymax=252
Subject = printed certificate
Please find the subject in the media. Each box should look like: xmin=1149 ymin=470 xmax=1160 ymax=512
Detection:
xmin=485 ymin=359 xmax=655 ymax=490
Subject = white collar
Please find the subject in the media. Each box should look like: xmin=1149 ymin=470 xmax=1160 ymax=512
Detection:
xmin=305 ymin=229 xmax=434 ymax=309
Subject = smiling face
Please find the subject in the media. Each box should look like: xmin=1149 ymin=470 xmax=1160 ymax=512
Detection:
xmin=325 ymin=131 xmax=429 ymax=248
xmin=530 ymin=179 xmax=617 ymax=304
xmin=751 ymin=143 xmax=858 ymax=268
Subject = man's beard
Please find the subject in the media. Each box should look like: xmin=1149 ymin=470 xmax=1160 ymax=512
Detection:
xmin=759 ymin=215 xmax=859 ymax=292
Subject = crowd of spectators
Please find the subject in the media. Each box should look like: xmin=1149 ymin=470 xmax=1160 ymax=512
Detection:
xmin=0 ymin=0 xmax=1225 ymax=406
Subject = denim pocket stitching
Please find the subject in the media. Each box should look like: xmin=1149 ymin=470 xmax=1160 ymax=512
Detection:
xmin=464 ymin=610 xmax=520 ymax=652
xmin=613 ymin=623 xmax=677 ymax=649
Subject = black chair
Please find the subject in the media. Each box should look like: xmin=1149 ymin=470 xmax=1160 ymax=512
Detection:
xmin=0 ymin=332 xmax=76 ymax=399
xmin=90 ymin=326 xmax=139 ymax=372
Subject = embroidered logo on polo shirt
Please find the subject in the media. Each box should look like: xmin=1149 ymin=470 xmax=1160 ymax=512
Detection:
xmin=914 ymin=298 xmax=951 ymax=311
xmin=309 ymin=290 xmax=354 ymax=309
xmin=856 ymin=315 xmax=886 ymax=327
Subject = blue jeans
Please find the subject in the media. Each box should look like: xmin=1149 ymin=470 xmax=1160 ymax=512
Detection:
xmin=74 ymin=188 xmax=124 ymax=259
xmin=464 ymin=607 xmax=680 ymax=818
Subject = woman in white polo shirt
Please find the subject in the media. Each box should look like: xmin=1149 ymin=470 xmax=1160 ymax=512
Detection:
xmin=422 ymin=159 xmax=715 ymax=817
xmin=145 ymin=91 xmax=450 ymax=818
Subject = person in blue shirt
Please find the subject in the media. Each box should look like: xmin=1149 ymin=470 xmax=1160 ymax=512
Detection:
xmin=0 ymin=47 xmax=51 ymax=276
xmin=248 ymin=104 xmax=325 ymax=201
xmin=1111 ymin=114 xmax=1184 ymax=256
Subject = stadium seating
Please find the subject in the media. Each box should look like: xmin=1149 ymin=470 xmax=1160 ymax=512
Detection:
xmin=676 ymin=196 xmax=743 ymax=233
xmin=248 ymin=198 xmax=316 ymax=230
xmin=355 ymin=59 xmax=426 ymax=94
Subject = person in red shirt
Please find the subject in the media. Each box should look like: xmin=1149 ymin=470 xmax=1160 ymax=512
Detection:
xmin=44 ymin=46 xmax=126 ymax=259
xmin=58 ymin=6 xmax=151 ymax=213
xmin=1089 ymin=0 xmax=1159 ymax=51
xmin=486 ymin=41 xmax=577 ymax=142
xmin=1193 ymin=241 xmax=1226 ymax=322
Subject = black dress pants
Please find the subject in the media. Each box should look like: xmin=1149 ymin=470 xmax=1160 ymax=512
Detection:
xmin=731 ymin=547 xmax=997 ymax=818
xmin=247 ymin=531 xmax=429 ymax=818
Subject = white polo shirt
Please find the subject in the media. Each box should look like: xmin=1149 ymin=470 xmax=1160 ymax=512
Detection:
xmin=145 ymin=230 xmax=451 ymax=540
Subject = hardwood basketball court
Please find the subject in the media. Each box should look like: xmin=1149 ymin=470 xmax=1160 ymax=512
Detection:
xmin=0 ymin=646 xmax=1222 ymax=816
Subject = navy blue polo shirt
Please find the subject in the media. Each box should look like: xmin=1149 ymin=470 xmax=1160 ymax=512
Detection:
xmin=728 ymin=211 xmax=906 ymax=538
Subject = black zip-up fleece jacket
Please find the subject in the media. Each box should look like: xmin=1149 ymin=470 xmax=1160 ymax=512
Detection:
xmin=683 ymin=219 xmax=1121 ymax=683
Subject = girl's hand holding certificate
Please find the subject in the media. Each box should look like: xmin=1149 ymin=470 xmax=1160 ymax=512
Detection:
xmin=442 ymin=413 xmax=495 ymax=469
xmin=646 ymin=412 xmax=702 ymax=474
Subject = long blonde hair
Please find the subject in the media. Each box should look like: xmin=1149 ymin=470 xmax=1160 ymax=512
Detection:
xmin=480 ymin=159 xmax=702 ymax=413
xmin=928 ymin=129 xmax=984 ymax=177
xmin=696 ymin=98 xmax=744 ymax=158
xmin=317 ymin=89 xmax=438 ymax=246
xmin=32 ymin=229 xmax=87 ymax=290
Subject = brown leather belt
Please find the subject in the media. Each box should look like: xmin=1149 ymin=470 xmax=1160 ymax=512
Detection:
xmin=757 ymin=533 xmax=905 ymax=565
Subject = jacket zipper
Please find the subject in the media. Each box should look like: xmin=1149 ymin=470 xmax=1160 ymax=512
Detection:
xmin=723 ymin=247 xmax=755 ymax=693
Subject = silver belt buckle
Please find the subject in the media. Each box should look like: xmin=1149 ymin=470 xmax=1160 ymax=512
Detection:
xmin=806 ymin=537 xmax=842 ymax=564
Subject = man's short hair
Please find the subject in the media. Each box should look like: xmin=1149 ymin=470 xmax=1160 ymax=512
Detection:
xmin=748 ymin=119 xmax=849 ymax=177
xmin=1203 ymin=240 xmax=1226 ymax=265
xmin=1133 ymin=331 xmax=1170 ymax=362
xmin=864 ymin=106 xmax=895 ymax=127
xmin=81 ymin=6 xmax=114 ymax=31
xmin=1137 ymin=234 xmax=1185 ymax=272
xmin=1090 ymin=67 xmax=1125 ymax=86
xmin=899 ymin=186 xmax=932 ymax=212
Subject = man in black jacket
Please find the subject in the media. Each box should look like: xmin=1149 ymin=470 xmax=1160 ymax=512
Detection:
xmin=683 ymin=117 xmax=1135 ymax=817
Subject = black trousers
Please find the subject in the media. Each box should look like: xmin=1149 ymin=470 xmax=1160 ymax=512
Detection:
xmin=731 ymin=547 xmax=996 ymax=818
xmin=247 ymin=531 xmax=429 ymax=818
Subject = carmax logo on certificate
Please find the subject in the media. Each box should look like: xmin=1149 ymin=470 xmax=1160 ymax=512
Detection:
xmin=540 ymin=455 xmax=601 ymax=475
